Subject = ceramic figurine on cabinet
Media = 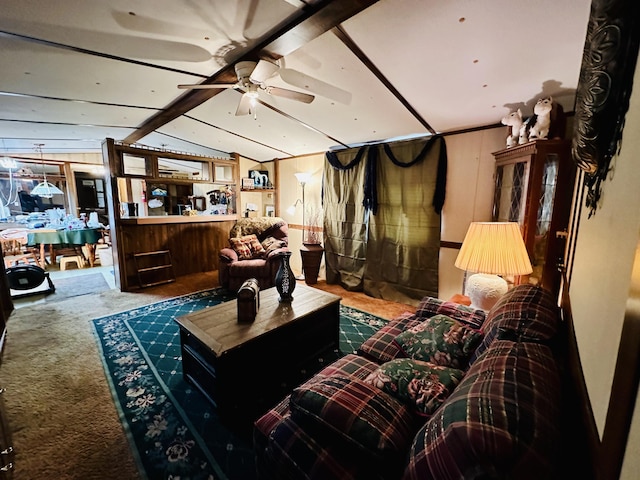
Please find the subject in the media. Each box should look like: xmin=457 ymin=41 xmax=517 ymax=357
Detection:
xmin=527 ymin=96 xmax=553 ymax=141
xmin=501 ymin=109 xmax=524 ymax=148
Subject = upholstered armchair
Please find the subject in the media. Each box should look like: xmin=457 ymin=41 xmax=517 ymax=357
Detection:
xmin=219 ymin=217 xmax=289 ymax=292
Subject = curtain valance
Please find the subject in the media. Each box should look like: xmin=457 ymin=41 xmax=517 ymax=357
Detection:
xmin=325 ymin=135 xmax=447 ymax=215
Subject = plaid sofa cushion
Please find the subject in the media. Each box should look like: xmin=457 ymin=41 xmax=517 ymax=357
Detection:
xmin=255 ymin=354 xmax=380 ymax=441
xmin=470 ymin=284 xmax=559 ymax=364
xmin=403 ymin=340 xmax=561 ymax=480
xmin=254 ymin=355 xmax=389 ymax=479
xmin=315 ymin=353 xmax=382 ymax=379
xmin=358 ymin=313 xmax=423 ymax=363
xmin=254 ymin=354 xmax=380 ymax=450
xmin=415 ymin=297 xmax=486 ymax=329
xmin=289 ymin=375 xmax=417 ymax=466
xmin=265 ymin=416 xmax=368 ymax=480
xmin=254 ymin=396 xmax=290 ymax=480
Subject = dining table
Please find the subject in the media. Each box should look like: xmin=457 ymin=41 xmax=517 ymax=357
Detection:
xmin=27 ymin=228 xmax=103 ymax=267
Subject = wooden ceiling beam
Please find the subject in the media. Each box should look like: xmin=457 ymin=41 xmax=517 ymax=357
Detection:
xmin=124 ymin=0 xmax=379 ymax=145
xmin=333 ymin=25 xmax=437 ymax=135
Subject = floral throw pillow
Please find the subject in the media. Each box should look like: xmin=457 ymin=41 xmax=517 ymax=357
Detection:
xmin=229 ymin=234 xmax=264 ymax=259
xmin=229 ymin=237 xmax=252 ymax=259
xmin=261 ymin=236 xmax=286 ymax=256
xmin=243 ymin=234 xmax=265 ymax=257
xmin=394 ymin=314 xmax=483 ymax=369
xmin=364 ymin=358 xmax=464 ymax=416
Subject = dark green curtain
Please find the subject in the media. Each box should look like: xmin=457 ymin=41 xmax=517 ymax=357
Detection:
xmin=322 ymin=147 xmax=369 ymax=290
xmin=364 ymin=137 xmax=446 ymax=304
xmin=323 ymin=136 xmax=447 ymax=304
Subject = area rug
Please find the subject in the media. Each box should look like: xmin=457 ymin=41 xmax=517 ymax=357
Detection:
xmin=46 ymin=272 xmax=111 ymax=302
xmin=92 ymin=288 xmax=388 ymax=480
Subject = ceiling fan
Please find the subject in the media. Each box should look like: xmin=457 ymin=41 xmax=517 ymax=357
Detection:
xmin=178 ymin=60 xmax=315 ymax=116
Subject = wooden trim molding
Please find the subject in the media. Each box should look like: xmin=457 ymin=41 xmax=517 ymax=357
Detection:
xmin=288 ymin=223 xmax=322 ymax=233
xmin=560 ymin=279 xmax=599 ymax=479
xmin=559 ymin=266 xmax=640 ymax=479
xmin=286 ymin=228 xmax=463 ymax=252
xmin=601 ymin=298 xmax=640 ymax=479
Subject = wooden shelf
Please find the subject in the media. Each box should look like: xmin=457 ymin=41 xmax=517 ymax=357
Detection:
xmin=133 ymin=250 xmax=176 ymax=288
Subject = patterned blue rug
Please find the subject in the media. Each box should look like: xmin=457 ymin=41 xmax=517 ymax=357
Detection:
xmin=92 ymin=288 xmax=388 ymax=480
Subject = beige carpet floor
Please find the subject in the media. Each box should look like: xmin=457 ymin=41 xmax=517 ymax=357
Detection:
xmin=1 ymin=270 xmax=413 ymax=479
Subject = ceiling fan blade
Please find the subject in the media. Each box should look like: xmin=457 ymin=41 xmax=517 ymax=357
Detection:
xmin=266 ymin=86 xmax=314 ymax=104
xmin=235 ymin=94 xmax=253 ymax=116
xmin=279 ymin=68 xmax=352 ymax=105
xmin=250 ymin=60 xmax=280 ymax=83
xmin=177 ymin=83 xmax=238 ymax=90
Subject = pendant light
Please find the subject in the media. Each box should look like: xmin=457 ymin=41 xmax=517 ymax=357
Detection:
xmin=30 ymin=143 xmax=64 ymax=198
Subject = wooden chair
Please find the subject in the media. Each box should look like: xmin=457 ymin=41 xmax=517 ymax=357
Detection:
xmin=1 ymin=238 xmax=41 ymax=269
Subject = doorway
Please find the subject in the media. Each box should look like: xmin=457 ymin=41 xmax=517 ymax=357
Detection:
xmin=74 ymin=172 xmax=108 ymax=224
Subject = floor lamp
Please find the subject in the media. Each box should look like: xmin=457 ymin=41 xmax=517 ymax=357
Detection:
xmin=287 ymin=172 xmax=312 ymax=243
xmin=454 ymin=222 xmax=533 ymax=311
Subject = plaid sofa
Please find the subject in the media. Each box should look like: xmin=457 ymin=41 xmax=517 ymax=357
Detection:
xmin=254 ymin=284 xmax=563 ymax=479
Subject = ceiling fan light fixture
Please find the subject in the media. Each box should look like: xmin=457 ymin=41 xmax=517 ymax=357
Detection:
xmin=243 ymin=85 xmax=261 ymax=117
xmin=235 ymin=61 xmax=258 ymax=83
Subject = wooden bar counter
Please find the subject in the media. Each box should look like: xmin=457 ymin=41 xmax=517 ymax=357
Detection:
xmin=114 ymin=214 xmax=236 ymax=291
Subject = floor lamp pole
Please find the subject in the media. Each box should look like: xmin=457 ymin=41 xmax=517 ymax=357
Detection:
xmin=301 ymin=181 xmax=306 ymax=243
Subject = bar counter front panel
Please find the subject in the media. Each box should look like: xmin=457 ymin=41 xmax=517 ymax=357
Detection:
xmin=116 ymin=215 xmax=236 ymax=291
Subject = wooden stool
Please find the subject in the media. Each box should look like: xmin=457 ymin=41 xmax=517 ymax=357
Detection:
xmin=59 ymin=255 xmax=85 ymax=271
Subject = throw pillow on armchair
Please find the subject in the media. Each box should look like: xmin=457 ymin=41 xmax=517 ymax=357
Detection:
xmin=219 ymin=217 xmax=289 ymax=292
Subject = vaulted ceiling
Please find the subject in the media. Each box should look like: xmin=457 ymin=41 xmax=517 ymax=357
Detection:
xmin=0 ymin=0 xmax=592 ymax=161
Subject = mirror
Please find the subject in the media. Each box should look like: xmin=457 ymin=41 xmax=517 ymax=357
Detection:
xmin=214 ymin=164 xmax=234 ymax=183
xmin=158 ymin=158 xmax=209 ymax=181
xmin=122 ymin=154 xmax=150 ymax=176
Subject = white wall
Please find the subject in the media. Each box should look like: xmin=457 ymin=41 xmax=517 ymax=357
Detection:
xmin=438 ymin=128 xmax=505 ymax=300
xmin=277 ymin=153 xmax=325 ymax=276
xmin=569 ymin=56 xmax=640 ymax=479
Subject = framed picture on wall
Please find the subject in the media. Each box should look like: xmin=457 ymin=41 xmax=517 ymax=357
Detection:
xmin=265 ymin=205 xmax=275 ymax=217
xmin=241 ymin=177 xmax=254 ymax=189
xmin=249 ymin=170 xmax=270 ymax=188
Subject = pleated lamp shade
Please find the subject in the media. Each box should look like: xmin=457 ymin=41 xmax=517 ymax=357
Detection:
xmin=455 ymin=222 xmax=532 ymax=310
xmin=455 ymin=222 xmax=532 ymax=275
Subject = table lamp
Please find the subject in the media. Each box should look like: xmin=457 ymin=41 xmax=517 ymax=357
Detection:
xmin=454 ymin=222 xmax=533 ymax=311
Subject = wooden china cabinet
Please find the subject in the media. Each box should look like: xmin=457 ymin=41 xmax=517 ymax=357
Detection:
xmin=492 ymin=139 xmax=575 ymax=296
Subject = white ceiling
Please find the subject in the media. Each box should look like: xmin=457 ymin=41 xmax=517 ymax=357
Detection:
xmin=0 ymin=0 xmax=592 ymax=161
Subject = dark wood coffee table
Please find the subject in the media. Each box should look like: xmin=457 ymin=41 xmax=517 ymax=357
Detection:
xmin=175 ymin=284 xmax=341 ymax=418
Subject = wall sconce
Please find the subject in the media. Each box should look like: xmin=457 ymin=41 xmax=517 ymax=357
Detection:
xmin=286 ymin=199 xmax=302 ymax=215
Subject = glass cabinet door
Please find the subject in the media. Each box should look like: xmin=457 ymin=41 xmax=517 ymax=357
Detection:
xmin=531 ymin=154 xmax=560 ymax=284
xmin=492 ymin=140 xmax=574 ymax=295
xmin=492 ymin=159 xmax=529 ymax=225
